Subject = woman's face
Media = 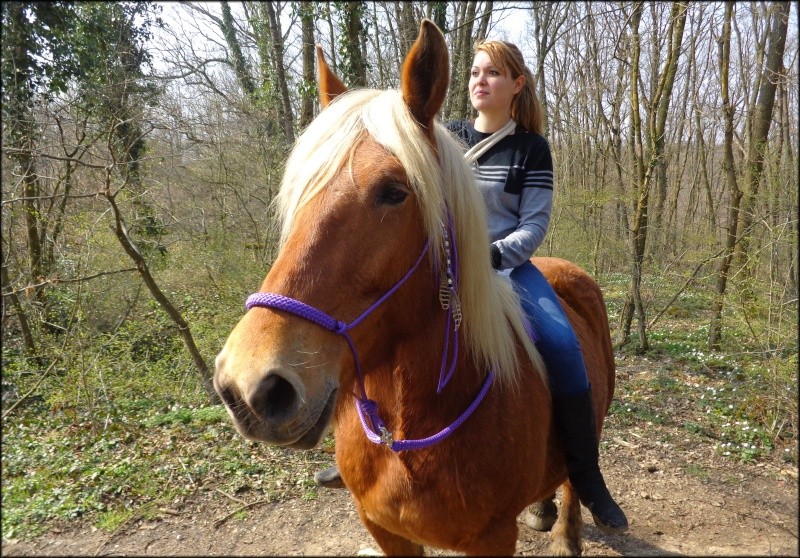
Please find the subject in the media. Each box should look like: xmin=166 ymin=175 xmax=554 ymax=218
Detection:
xmin=468 ymin=50 xmax=524 ymax=117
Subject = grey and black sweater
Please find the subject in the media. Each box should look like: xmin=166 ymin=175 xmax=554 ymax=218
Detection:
xmin=446 ymin=120 xmax=554 ymax=270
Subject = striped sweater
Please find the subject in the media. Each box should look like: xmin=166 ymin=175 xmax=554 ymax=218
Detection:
xmin=446 ymin=120 xmax=554 ymax=270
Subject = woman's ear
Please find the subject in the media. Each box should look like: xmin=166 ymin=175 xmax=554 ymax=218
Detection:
xmin=513 ymin=75 xmax=526 ymax=94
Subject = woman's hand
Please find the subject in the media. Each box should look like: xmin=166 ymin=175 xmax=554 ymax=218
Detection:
xmin=490 ymin=244 xmax=502 ymax=269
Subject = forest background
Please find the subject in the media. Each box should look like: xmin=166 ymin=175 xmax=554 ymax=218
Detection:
xmin=1 ymin=1 xmax=797 ymax=541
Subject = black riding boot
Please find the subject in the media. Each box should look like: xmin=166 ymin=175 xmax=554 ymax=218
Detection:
xmin=314 ymin=464 xmax=346 ymax=489
xmin=553 ymin=389 xmax=629 ymax=533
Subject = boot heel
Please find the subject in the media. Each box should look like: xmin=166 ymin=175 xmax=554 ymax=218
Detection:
xmin=591 ymin=511 xmax=629 ymax=534
xmin=314 ymin=465 xmax=346 ymax=489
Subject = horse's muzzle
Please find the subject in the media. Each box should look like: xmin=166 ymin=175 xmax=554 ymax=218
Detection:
xmin=214 ymin=358 xmax=338 ymax=448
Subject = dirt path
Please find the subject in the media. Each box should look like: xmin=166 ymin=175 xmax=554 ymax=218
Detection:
xmin=4 ymin=364 xmax=798 ymax=556
xmin=5 ymin=434 xmax=797 ymax=556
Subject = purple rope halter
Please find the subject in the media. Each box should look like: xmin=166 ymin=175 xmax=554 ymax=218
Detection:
xmin=245 ymin=210 xmax=494 ymax=452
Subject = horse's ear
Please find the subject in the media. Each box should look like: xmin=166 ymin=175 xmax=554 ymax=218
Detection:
xmin=316 ymin=44 xmax=348 ymax=109
xmin=401 ymin=19 xmax=449 ymax=134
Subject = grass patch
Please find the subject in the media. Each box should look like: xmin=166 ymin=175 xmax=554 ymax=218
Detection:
xmin=608 ymin=400 xmax=668 ymax=427
xmin=685 ymin=463 xmax=710 ymax=481
xmin=608 ymin=355 xmax=794 ymax=465
xmin=602 ymin=269 xmax=796 ymax=465
xmin=96 ymin=509 xmax=136 ymax=532
xmin=1 ymin=397 xmax=334 ymax=541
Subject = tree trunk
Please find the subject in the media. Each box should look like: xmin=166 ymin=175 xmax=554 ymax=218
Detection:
xmin=4 ymin=2 xmax=44 ymax=291
xmin=220 ymin=1 xmax=256 ymax=98
xmin=1 ymin=261 xmax=37 ymax=356
xmin=617 ymin=2 xmax=687 ymax=351
xmin=733 ymin=1 xmax=790 ymax=272
xmin=299 ymin=2 xmax=315 ymax=128
xmin=453 ymin=1 xmax=477 ymax=120
xmin=532 ymin=3 xmax=570 ymax=137
xmin=324 ymin=1 xmax=337 ymax=73
xmin=616 ymin=2 xmax=644 ymax=347
xmin=476 ymin=1 xmax=493 ymax=42
xmin=370 ymin=2 xmax=386 ymax=88
xmin=396 ymin=1 xmax=417 ymax=58
xmin=340 ymin=1 xmax=368 ymax=87
xmin=709 ymin=2 xmax=739 ymax=349
xmin=430 ymin=1 xmax=447 ymax=33
xmin=264 ymin=1 xmax=295 ymax=142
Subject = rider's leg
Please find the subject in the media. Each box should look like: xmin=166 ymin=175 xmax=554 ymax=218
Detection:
xmin=510 ymin=262 xmax=628 ymax=532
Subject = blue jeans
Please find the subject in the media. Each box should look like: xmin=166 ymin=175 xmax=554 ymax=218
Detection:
xmin=509 ymin=261 xmax=589 ymax=396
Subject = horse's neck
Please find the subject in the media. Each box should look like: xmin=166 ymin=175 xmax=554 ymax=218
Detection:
xmin=356 ymin=288 xmax=486 ymax=444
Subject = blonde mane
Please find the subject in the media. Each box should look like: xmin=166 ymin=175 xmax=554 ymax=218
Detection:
xmin=275 ymin=88 xmax=546 ymax=389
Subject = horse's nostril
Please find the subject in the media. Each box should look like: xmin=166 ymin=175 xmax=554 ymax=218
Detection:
xmin=218 ymin=385 xmax=238 ymax=409
xmin=251 ymin=373 xmax=298 ymax=422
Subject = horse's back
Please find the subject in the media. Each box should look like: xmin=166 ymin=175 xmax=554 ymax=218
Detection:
xmin=532 ymin=257 xmax=616 ymax=415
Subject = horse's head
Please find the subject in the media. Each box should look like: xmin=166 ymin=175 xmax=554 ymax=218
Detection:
xmin=213 ymin=21 xmax=452 ymax=447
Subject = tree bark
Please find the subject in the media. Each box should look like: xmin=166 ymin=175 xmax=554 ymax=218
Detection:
xmin=1 ymin=261 xmax=37 ymax=356
xmin=476 ymin=1 xmax=493 ymax=42
xmin=340 ymin=1 xmax=368 ymax=87
xmin=616 ymin=2 xmax=644 ymax=347
xmin=532 ymin=3 xmax=570 ymax=137
xmin=450 ymin=1 xmax=476 ymax=120
xmin=299 ymin=2 xmax=315 ymax=128
xmin=264 ymin=1 xmax=295 ymax=142
xmin=4 ymin=2 xmax=44 ymax=290
xmin=733 ymin=1 xmax=790 ymax=272
xmin=709 ymin=2 xmax=740 ymax=349
xmin=617 ymin=2 xmax=687 ymax=351
xmin=220 ymin=0 xmax=256 ymax=98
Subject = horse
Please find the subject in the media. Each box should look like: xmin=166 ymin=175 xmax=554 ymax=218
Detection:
xmin=214 ymin=19 xmax=617 ymax=556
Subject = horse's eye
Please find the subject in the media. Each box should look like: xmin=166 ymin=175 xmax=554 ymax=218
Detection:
xmin=376 ymin=183 xmax=408 ymax=206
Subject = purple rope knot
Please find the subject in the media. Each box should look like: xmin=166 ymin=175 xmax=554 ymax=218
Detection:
xmin=357 ymin=398 xmax=388 ymax=433
xmin=357 ymin=398 xmax=380 ymax=421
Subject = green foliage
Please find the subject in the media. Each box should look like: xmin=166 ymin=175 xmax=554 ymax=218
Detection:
xmin=609 ymin=399 xmax=667 ymax=426
xmin=1 ymin=2 xmax=161 ymax=119
xmin=684 ymin=463 xmax=710 ymax=481
xmin=601 ymin=269 xmax=796 ymax=465
xmin=2 ymin=395 xmax=333 ymax=541
xmin=334 ymin=1 xmax=369 ymax=86
xmin=70 ymin=2 xmax=162 ymax=102
xmin=1 ymin=2 xmax=80 ymax=105
xmin=145 ymin=405 xmax=227 ymax=428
